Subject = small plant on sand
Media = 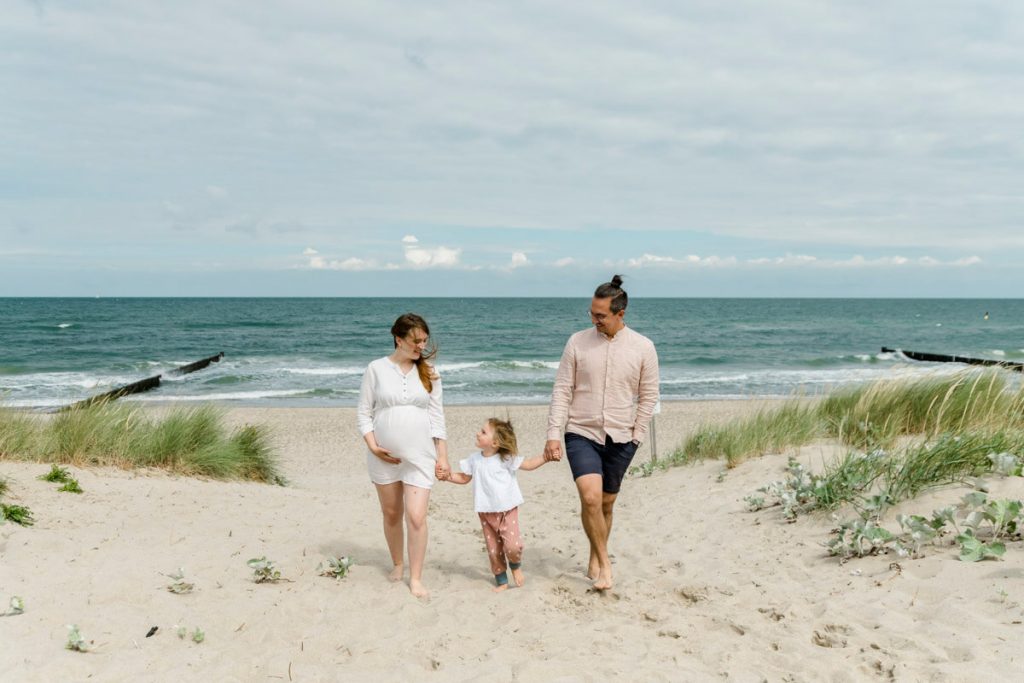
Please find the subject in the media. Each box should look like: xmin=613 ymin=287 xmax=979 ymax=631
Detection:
xmin=165 ymin=568 xmax=195 ymax=594
xmin=247 ymin=556 xmax=282 ymax=583
xmin=4 ymin=596 xmax=24 ymax=616
xmin=40 ymin=464 xmax=73 ymax=483
xmin=956 ymin=493 xmax=1021 ymax=562
xmin=38 ymin=464 xmax=83 ymax=493
xmin=1 ymin=503 xmax=34 ymax=526
xmin=745 ymin=457 xmax=828 ymax=521
xmin=58 ymin=478 xmax=83 ymax=494
xmin=825 ymin=517 xmax=895 ymax=559
xmin=174 ymin=625 xmax=204 ymax=643
xmin=65 ymin=624 xmax=88 ymax=652
xmin=825 ymin=491 xmax=1024 ymax=562
xmin=318 ymin=556 xmax=354 ymax=580
xmin=0 ymin=477 xmax=7 ymax=497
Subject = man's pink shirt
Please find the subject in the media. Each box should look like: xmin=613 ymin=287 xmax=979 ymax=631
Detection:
xmin=546 ymin=325 xmax=660 ymax=445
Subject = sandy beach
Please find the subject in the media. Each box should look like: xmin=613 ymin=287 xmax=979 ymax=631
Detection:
xmin=2 ymin=400 xmax=1023 ymax=682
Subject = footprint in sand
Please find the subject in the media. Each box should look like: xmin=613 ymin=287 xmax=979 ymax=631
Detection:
xmin=676 ymin=585 xmax=709 ymax=604
xmin=812 ymin=624 xmax=852 ymax=649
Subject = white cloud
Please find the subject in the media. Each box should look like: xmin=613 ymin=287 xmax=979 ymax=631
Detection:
xmin=626 ymin=253 xmax=737 ymax=268
xmin=619 ymin=252 xmax=983 ymax=270
xmin=302 ymin=236 xmax=464 ymax=271
xmin=206 ymin=185 xmax=227 ymax=198
xmin=404 ymin=243 xmax=461 ymax=268
xmin=510 ymin=252 xmax=529 ymax=268
xmin=554 ymin=257 xmax=575 ymax=267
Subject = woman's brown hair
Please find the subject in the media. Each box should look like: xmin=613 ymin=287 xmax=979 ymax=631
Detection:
xmin=488 ymin=417 xmax=518 ymax=461
xmin=391 ymin=313 xmax=439 ymax=393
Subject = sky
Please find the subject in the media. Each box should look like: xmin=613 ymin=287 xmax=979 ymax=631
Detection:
xmin=2 ymin=1 xmax=1023 ymax=297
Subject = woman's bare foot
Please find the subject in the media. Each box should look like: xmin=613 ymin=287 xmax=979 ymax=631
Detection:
xmin=586 ymin=558 xmax=600 ymax=581
xmin=388 ymin=564 xmax=404 ymax=582
xmin=492 ymin=583 xmax=509 ymax=593
xmin=409 ymin=578 xmax=429 ymax=599
xmin=511 ymin=567 xmax=525 ymax=587
xmin=592 ymin=569 xmax=613 ymax=591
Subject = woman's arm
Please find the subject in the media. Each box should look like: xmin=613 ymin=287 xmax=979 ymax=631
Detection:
xmin=428 ymin=371 xmax=450 ymax=477
xmin=434 ymin=437 xmax=449 ymax=478
xmin=358 ymin=364 xmax=399 ymax=464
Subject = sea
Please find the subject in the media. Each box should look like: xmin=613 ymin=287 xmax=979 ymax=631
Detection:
xmin=2 ymin=298 xmax=1023 ymax=410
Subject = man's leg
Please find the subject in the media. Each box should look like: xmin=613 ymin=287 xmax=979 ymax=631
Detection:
xmin=589 ymin=439 xmax=638 ymax=590
xmin=575 ymin=473 xmax=613 ymax=590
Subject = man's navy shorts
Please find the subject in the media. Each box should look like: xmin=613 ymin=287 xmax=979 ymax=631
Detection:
xmin=564 ymin=432 xmax=639 ymax=494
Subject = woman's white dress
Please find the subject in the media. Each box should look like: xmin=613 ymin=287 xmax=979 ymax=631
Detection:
xmin=357 ymin=357 xmax=447 ymax=489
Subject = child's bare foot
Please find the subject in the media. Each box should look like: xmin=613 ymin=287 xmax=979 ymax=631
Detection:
xmin=409 ymin=578 xmax=429 ymax=599
xmin=492 ymin=583 xmax=509 ymax=593
xmin=511 ymin=567 xmax=525 ymax=587
xmin=388 ymin=564 xmax=404 ymax=582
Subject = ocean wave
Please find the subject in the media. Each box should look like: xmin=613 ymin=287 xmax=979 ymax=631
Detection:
xmin=128 ymin=389 xmax=312 ymax=402
xmin=283 ymin=366 xmax=365 ymax=376
xmin=436 ymin=360 xmax=559 ymax=373
xmin=57 ymin=323 xmax=73 ymax=329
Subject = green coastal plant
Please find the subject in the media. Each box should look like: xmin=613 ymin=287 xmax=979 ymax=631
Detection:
xmin=3 ymin=596 xmax=25 ymax=616
xmin=318 ymin=556 xmax=354 ymax=580
xmin=65 ymin=624 xmax=88 ymax=652
xmin=38 ymin=464 xmax=83 ymax=493
xmin=825 ymin=492 xmax=1023 ymax=562
xmin=58 ymin=478 xmax=83 ymax=494
xmin=40 ymin=464 xmax=73 ymax=483
xmin=165 ymin=568 xmax=195 ymax=594
xmin=1 ymin=503 xmax=34 ymax=526
xmin=247 ymin=556 xmax=282 ymax=583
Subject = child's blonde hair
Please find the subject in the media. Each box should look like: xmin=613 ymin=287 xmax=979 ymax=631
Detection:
xmin=488 ymin=417 xmax=518 ymax=461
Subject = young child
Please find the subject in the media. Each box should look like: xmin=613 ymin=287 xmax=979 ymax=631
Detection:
xmin=441 ymin=418 xmax=551 ymax=591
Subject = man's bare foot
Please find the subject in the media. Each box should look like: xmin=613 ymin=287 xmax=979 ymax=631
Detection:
xmin=592 ymin=569 xmax=613 ymax=591
xmin=492 ymin=583 xmax=509 ymax=593
xmin=388 ymin=564 xmax=404 ymax=582
xmin=409 ymin=578 xmax=429 ymax=598
xmin=511 ymin=567 xmax=525 ymax=587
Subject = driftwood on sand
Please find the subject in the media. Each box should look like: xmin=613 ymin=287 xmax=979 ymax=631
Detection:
xmin=882 ymin=347 xmax=1024 ymax=372
xmin=60 ymin=352 xmax=225 ymax=411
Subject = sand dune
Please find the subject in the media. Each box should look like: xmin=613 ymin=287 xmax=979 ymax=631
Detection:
xmin=2 ymin=401 xmax=1023 ymax=681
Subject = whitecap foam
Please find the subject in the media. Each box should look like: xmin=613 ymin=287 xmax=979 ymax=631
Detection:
xmin=991 ymin=350 xmax=1006 ymax=357
xmin=57 ymin=323 xmax=73 ymax=329
xmin=128 ymin=389 xmax=310 ymax=402
xmin=436 ymin=362 xmax=486 ymax=373
xmin=283 ymin=367 xmax=365 ymax=376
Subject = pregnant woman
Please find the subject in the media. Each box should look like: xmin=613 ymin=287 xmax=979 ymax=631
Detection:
xmin=357 ymin=313 xmax=449 ymax=598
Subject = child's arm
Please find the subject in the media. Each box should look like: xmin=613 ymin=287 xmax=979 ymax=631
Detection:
xmin=444 ymin=472 xmax=472 ymax=485
xmin=517 ymin=455 xmax=549 ymax=472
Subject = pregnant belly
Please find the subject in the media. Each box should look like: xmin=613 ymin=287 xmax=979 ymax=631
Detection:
xmin=373 ymin=406 xmax=432 ymax=453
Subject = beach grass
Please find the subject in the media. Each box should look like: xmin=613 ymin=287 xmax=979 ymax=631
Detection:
xmin=677 ymin=369 xmax=1024 ymax=467
xmin=0 ymin=402 xmax=282 ymax=484
xmin=683 ymin=402 xmax=821 ymax=468
xmin=673 ymin=368 xmax=1024 ymax=515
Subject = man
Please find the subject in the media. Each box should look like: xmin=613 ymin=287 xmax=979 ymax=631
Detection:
xmin=544 ymin=275 xmax=660 ymax=591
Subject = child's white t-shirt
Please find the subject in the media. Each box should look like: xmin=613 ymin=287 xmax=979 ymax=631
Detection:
xmin=459 ymin=450 xmax=525 ymax=513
